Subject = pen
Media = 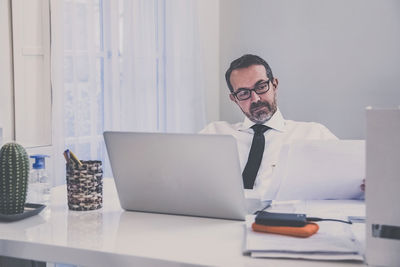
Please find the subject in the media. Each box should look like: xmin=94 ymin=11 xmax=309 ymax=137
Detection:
xmin=63 ymin=149 xmax=70 ymax=163
xmin=69 ymin=150 xmax=83 ymax=166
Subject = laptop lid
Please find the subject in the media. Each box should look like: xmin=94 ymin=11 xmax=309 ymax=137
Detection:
xmin=103 ymin=131 xmax=247 ymax=220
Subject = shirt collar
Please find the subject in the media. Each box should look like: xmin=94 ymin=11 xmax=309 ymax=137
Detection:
xmin=239 ymin=108 xmax=286 ymax=132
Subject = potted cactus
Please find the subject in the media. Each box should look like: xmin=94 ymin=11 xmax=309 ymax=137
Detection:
xmin=0 ymin=142 xmax=30 ymax=214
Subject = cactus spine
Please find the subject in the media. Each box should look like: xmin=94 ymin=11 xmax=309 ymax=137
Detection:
xmin=0 ymin=143 xmax=30 ymax=214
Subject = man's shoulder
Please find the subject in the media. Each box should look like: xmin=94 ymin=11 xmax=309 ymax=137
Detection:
xmin=200 ymin=121 xmax=243 ymax=134
xmin=283 ymin=120 xmax=338 ymax=139
xmin=285 ymin=119 xmax=326 ymax=128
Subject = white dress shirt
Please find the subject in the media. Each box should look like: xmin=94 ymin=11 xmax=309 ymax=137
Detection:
xmin=200 ymin=108 xmax=338 ymax=199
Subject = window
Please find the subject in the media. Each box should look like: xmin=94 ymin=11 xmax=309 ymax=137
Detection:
xmin=51 ymin=0 xmax=206 ymax=184
xmin=63 ymin=0 xmax=107 ymax=173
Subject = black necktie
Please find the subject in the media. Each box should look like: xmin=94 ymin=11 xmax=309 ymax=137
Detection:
xmin=242 ymin=124 xmax=270 ymax=189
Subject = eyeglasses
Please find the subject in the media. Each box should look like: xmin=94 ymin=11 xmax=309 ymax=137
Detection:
xmin=232 ymin=80 xmax=271 ymax=101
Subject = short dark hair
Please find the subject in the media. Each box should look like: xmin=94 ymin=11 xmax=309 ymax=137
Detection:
xmin=225 ymin=54 xmax=274 ymax=93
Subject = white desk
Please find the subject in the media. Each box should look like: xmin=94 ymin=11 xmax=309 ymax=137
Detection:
xmin=0 ymin=179 xmax=366 ymax=267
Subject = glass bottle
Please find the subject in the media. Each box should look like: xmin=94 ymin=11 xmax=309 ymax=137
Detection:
xmin=27 ymin=155 xmax=50 ymax=205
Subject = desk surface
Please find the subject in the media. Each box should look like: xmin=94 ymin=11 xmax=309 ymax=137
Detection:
xmin=0 ymin=179 xmax=365 ymax=267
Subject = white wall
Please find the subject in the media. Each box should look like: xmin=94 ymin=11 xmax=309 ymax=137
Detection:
xmin=220 ymin=0 xmax=400 ymax=139
xmin=0 ymin=0 xmax=14 ymax=143
xmin=198 ymin=0 xmax=220 ymax=123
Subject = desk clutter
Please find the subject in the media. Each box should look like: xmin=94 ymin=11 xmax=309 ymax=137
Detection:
xmin=64 ymin=149 xmax=103 ymax=211
xmin=244 ymin=200 xmax=365 ymax=261
xmin=252 ymin=211 xmax=353 ymax=238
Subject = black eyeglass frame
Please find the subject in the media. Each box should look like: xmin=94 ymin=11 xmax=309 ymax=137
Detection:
xmin=231 ymin=80 xmax=272 ymax=101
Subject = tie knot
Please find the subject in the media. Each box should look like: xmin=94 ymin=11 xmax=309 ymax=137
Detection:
xmin=251 ymin=124 xmax=270 ymax=134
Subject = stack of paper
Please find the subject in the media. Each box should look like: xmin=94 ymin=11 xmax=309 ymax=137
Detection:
xmin=244 ymin=200 xmax=365 ymax=261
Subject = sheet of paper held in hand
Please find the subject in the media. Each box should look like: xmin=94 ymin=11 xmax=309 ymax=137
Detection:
xmin=266 ymin=140 xmax=365 ymax=200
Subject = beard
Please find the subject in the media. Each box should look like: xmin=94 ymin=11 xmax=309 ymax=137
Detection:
xmin=243 ymin=99 xmax=277 ymax=124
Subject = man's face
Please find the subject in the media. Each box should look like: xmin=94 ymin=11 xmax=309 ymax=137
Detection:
xmin=229 ymin=64 xmax=278 ymax=124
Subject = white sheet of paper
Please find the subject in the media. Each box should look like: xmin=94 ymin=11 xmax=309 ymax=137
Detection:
xmin=268 ymin=140 xmax=365 ymax=200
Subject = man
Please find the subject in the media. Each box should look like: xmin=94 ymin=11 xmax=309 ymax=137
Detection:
xmin=201 ymin=54 xmax=338 ymax=198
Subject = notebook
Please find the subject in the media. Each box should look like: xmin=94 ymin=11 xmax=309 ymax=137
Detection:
xmin=103 ymin=131 xmax=247 ymax=220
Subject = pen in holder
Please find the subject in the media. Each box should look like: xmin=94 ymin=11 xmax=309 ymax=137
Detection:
xmin=66 ymin=160 xmax=103 ymax=211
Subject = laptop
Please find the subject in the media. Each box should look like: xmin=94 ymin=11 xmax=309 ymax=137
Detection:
xmin=103 ymin=131 xmax=247 ymax=220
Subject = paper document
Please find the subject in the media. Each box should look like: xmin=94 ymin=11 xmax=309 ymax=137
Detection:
xmin=244 ymin=200 xmax=365 ymax=261
xmin=264 ymin=140 xmax=365 ymax=200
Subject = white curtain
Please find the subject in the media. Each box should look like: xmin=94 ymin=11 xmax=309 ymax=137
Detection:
xmin=50 ymin=0 xmax=206 ymax=185
xmin=107 ymin=0 xmax=206 ymax=133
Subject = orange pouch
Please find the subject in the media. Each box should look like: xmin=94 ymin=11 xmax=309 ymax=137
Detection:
xmin=252 ymin=222 xmax=319 ymax=238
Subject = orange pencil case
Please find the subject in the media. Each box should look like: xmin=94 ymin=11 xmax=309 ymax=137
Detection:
xmin=252 ymin=222 xmax=319 ymax=238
